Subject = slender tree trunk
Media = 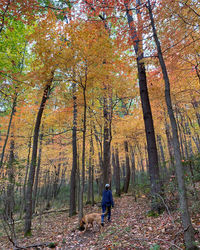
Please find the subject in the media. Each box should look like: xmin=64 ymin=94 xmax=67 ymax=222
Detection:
xmin=157 ymin=135 xmax=168 ymax=178
xmin=191 ymin=98 xmax=200 ymax=127
xmin=6 ymin=136 xmax=15 ymax=222
xmin=130 ymin=146 xmax=136 ymax=201
xmin=3 ymin=134 xmax=17 ymax=244
xmin=76 ymin=148 xmax=80 ymax=212
xmin=179 ymin=111 xmax=189 ymax=159
xmin=91 ymin=164 xmax=94 ymax=206
xmin=102 ymin=95 xmax=111 ymax=186
xmin=185 ymin=121 xmax=193 ymax=157
xmin=136 ymin=144 xmax=144 ymax=173
xmin=112 ymin=149 xmax=117 ymax=192
xmin=192 ymin=134 xmax=200 ymax=153
xmin=44 ymin=170 xmax=49 ymax=200
xmin=115 ymin=147 xmax=121 ymax=196
xmin=0 ymin=95 xmax=17 ymax=169
xmin=175 ymin=107 xmax=185 ymax=157
xmin=79 ymin=84 xmax=87 ymax=222
xmin=24 ymin=74 xmax=53 ymax=236
xmin=87 ymin=160 xmax=92 ymax=203
xmin=125 ymin=1 xmax=162 ymax=211
xmin=123 ymin=141 xmax=130 ymax=193
xmin=122 ymin=162 xmax=126 ymax=190
xmin=87 ymin=130 xmax=93 ymax=204
xmin=52 ymin=166 xmax=60 ymax=198
xmin=69 ymin=84 xmax=78 ymax=217
xmin=32 ymin=131 xmax=43 ymax=214
xmin=22 ymin=135 xmax=32 ymax=216
xmin=164 ymin=117 xmax=174 ymax=166
xmin=147 ymin=1 xmax=196 ymax=247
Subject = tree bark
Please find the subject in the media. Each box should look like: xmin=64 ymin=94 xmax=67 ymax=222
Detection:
xmin=87 ymin=130 xmax=94 ymax=204
xmin=157 ymin=135 xmax=168 ymax=178
xmin=102 ymin=95 xmax=111 ymax=186
xmin=125 ymin=0 xmax=162 ymax=212
xmin=6 ymin=136 xmax=15 ymax=222
xmin=112 ymin=149 xmax=117 ymax=192
xmin=164 ymin=117 xmax=174 ymax=166
xmin=115 ymin=147 xmax=121 ymax=196
xmin=147 ymin=1 xmax=196 ymax=248
xmin=0 ymin=95 xmax=17 ymax=169
xmin=123 ymin=141 xmax=130 ymax=193
xmin=32 ymin=131 xmax=43 ymax=214
xmin=24 ymin=73 xmax=53 ymax=236
xmin=79 ymin=82 xmax=87 ymax=222
xmin=191 ymin=98 xmax=200 ymax=127
xmin=22 ymin=135 xmax=32 ymax=217
xmin=69 ymin=84 xmax=78 ymax=217
xmin=130 ymin=146 xmax=136 ymax=200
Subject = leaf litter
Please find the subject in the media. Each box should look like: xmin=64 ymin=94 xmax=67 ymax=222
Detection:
xmin=0 ymin=194 xmax=199 ymax=249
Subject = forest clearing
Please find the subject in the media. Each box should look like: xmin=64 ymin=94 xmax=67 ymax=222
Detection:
xmin=0 ymin=0 xmax=200 ymax=249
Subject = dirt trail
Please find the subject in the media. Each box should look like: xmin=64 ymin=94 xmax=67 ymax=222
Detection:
xmin=1 ymin=194 xmax=199 ymax=249
xmin=60 ymin=195 xmax=184 ymax=249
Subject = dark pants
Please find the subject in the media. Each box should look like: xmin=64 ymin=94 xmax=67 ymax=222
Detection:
xmin=101 ymin=205 xmax=111 ymax=223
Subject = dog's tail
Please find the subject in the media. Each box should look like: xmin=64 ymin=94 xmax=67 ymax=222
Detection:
xmin=102 ymin=207 xmax=108 ymax=216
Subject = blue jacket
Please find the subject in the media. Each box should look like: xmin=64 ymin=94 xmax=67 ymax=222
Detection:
xmin=101 ymin=189 xmax=114 ymax=207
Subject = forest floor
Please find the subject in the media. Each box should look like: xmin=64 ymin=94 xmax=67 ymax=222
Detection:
xmin=0 ymin=194 xmax=200 ymax=250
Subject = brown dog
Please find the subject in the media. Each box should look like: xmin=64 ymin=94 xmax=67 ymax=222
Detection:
xmin=80 ymin=211 xmax=107 ymax=232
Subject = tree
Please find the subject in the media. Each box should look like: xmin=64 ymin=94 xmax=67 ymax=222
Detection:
xmin=146 ymin=0 xmax=196 ymax=248
xmin=69 ymin=83 xmax=78 ymax=216
xmin=123 ymin=140 xmax=130 ymax=193
xmin=24 ymin=72 xmax=54 ymax=235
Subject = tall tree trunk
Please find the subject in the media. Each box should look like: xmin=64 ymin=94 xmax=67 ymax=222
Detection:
xmin=91 ymin=164 xmax=94 ymax=206
xmin=94 ymin=127 xmax=103 ymax=194
xmin=175 ymin=106 xmax=185 ymax=158
xmin=164 ymin=117 xmax=174 ymax=166
xmin=76 ymin=148 xmax=80 ymax=212
xmin=112 ymin=149 xmax=117 ymax=192
xmin=147 ymin=1 xmax=196 ymax=248
xmin=22 ymin=135 xmax=32 ymax=217
xmin=123 ymin=141 xmax=130 ymax=193
xmin=32 ymin=131 xmax=43 ymax=214
xmin=185 ymin=121 xmax=193 ymax=157
xmin=136 ymin=144 xmax=145 ymax=173
xmin=157 ymin=135 xmax=168 ymax=178
xmin=79 ymin=84 xmax=87 ymax=222
xmin=130 ymin=146 xmax=136 ymax=201
xmin=24 ymin=74 xmax=53 ymax=236
xmin=179 ymin=110 xmax=189 ymax=159
xmin=115 ymin=147 xmax=121 ymax=196
xmin=192 ymin=134 xmax=200 ymax=153
xmin=69 ymin=84 xmax=78 ymax=217
xmin=191 ymin=98 xmax=200 ymax=127
xmin=102 ymin=95 xmax=111 ymax=186
xmin=3 ymin=134 xmax=16 ymax=244
xmin=125 ymin=1 xmax=162 ymax=212
xmin=87 ymin=129 xmax=94 ymax=204
xmin=6 ymin=136 xmax=15 ymax=222
xmin=0 ymin=95 xmax=17 ymax=169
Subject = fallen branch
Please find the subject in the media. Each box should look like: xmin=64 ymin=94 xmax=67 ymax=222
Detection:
xmin=7 ymin=208 xmax=69 ymax=225
xmin=155 ymin=193 xmax=175 ymax=225
xmin=14 ymin=242 xmax=53 ymax=250
xmin=34 ymin=208 xmax=69 ymax=216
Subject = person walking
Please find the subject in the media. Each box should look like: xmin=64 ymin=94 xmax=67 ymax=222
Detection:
xmin=101 ymin=184 xmax=114 ymax=226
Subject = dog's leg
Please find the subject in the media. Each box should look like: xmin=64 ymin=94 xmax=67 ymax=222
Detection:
xmin=84 ymin=223 xmax=89 ymax=232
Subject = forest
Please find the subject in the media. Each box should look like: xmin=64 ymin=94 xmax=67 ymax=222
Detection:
xmin=0 ymin=0 xmax=200 ymax=249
